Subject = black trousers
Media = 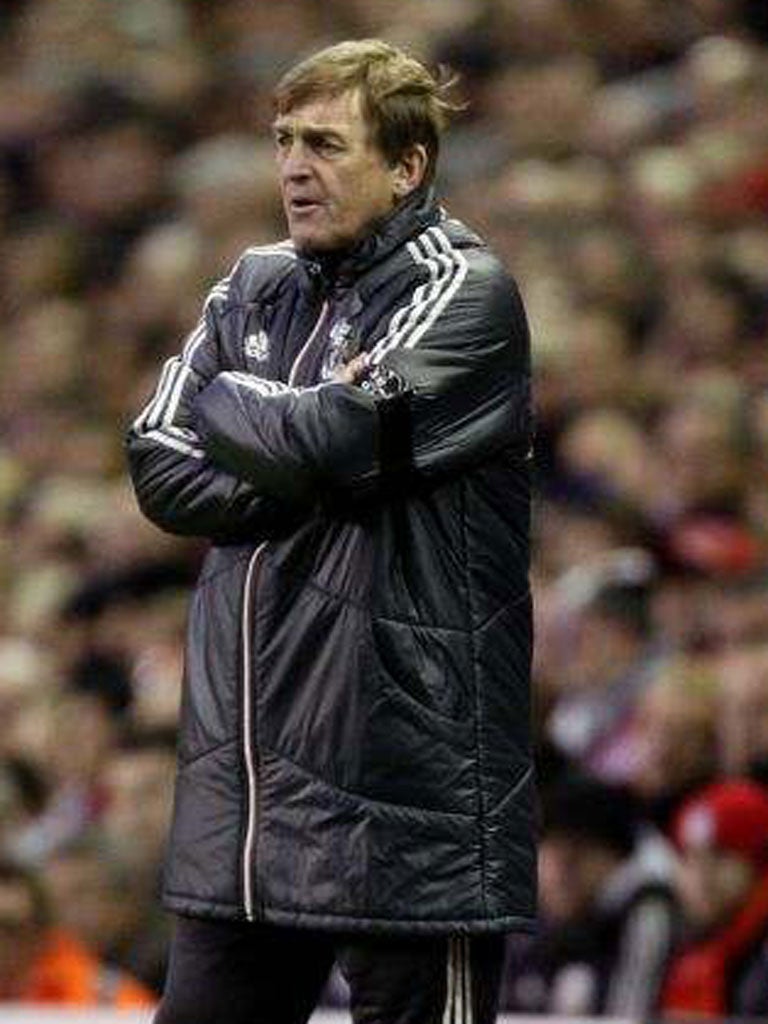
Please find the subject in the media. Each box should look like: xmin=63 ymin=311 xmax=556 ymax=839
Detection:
xmin=154 ymin=914 xmax=505 ymax=1024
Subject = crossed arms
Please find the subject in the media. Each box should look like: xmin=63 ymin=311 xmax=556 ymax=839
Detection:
xmin=126 ymin=241 xmax=530 ymax=543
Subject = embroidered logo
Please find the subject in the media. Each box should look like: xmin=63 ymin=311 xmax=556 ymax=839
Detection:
xmin=329 ymin=319 xmax=353 ymax=347
xmin=321 ymin=319 xmax=358 ymax=380
xmin=244 ymin=330 xmax=270 ymax=362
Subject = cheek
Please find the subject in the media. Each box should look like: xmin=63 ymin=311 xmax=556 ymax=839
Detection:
xmin=345 ymin=167 xmax=394 ymax=216
xmin=677 ymin=864 xmax=711 ymax=916
xmin=342 ymin=174 xmax=374 ymax=204
xmin=717 ymin=859 xmax=754 ymax=905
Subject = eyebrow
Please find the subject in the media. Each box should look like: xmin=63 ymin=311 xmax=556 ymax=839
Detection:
xmin=272 ymin=121 xmax=348 ymax=143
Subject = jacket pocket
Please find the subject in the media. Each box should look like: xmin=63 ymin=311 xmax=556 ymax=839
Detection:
xmin=370 ymin=617 xmax=474 ymax=727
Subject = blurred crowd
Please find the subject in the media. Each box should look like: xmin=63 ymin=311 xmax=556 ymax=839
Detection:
xmin=1 ymin=0 xmax=768 ymax=1015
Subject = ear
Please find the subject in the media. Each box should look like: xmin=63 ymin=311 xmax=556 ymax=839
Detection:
xmin=392 ymin=144 xmax=428 ymax=199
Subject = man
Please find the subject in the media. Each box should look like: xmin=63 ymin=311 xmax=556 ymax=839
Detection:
xmin=503 ymin=774 xmax=677 ymax=1016
xmin=546 ymin=558 xmax=662 ymax=784
xmin=661 ymin=779 xmax=768 ymax=1017
xmin=0 ymin=859 xmax=154 ymax=1007
xmin=127 ymin=39 xmax=534 ymax=1024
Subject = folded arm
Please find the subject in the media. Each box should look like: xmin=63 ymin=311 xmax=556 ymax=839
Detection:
xmin=194 ymin=244 xmax=532 ymax=505
xmin=126 ymin=257 xmax=308 ymax=542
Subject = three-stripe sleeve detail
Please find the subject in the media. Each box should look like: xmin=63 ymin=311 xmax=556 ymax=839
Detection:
xmin=132 ymin=244 xmax=298 ymax=446
xmin=143 ymin=428 xmax=204 ymax=459
xmin=219 ymin=372 xmax=291 ymax=396
xmin=369 ymin=225 xmax=468 ymax=366
xmin=132 ymin=278 xmax=232 ymax=434
xmin=217 ymin=372 xmax=328 ymax=399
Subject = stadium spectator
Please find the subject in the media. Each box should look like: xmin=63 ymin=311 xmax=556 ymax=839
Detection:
xmin=661 ymin=779 xmax=768 ymax=1017
xmin=0 ymin=858 xmax=154 ymax=1007
xmin=42 ymin=834 xmax=138 ymax=970
xmin=629 ymin=658 xmax=719 ymax=830
xmin=546 ymin=552 xmax=664 ymax=784
xmin=717 ymin=644 xmax=768 ymax=782
xmin=101 ymin=730 xmax=176 ymax=885
xmin=503 ymin=774 xmax=678 ymax=1016
xmin=0 ymin=0 xmax=766 ymax=1011
xmin=43 ymin=831 xmax=169 ymax=994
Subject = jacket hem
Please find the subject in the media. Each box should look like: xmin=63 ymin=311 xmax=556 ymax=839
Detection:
xmin=163 ymin=892 xmax=244 ymax=921
xmin=163 ymin=892 xmax=535 ymax=935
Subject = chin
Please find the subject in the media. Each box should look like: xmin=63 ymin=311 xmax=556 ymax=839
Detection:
xmin=288 ymin=219 xmax=362 ymax=254
xmin=290 ymin=228 xmax=327 ymax=252
xmin=293 ymin=235 xmax=347 ymax=255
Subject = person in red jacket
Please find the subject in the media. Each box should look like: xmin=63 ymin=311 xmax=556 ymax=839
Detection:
xmin=661 ymin=779 xmax=768 ymax=1018
xmin=0 ymin=858 xmax=155 ymax=1008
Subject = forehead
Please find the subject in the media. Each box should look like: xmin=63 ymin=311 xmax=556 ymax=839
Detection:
xmin=274 ymin=89 xmax=368 ymax=137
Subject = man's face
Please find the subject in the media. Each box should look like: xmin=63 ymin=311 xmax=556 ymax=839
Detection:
xmin=676 ymin=847 xmax=757 ymax=932
xmin=274 ymin=90 xmax=400 ymax=253
xmin=539 ymin=835 xmax=620 ymax=923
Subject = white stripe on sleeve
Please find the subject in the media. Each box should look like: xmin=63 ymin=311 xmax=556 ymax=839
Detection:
xmin=369 ymin=226 xmax=467 ymax=365
xmin=144 ymin=427 xmax=204 ymax=459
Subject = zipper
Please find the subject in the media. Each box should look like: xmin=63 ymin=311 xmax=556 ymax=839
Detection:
xmin=241 ymin=541 xmax=267 ymax=920
xmin=240 ymin=301 xmax=330 ymax=919
xmin=287 ymin=300 xmax=329 ymax=386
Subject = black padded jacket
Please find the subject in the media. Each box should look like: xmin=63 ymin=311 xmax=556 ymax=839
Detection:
xmin=126 ymin=188 xmax=536 ymax=934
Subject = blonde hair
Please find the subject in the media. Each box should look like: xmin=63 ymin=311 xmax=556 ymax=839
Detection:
xmin=274 ymin=39 xmax=461 ymax=184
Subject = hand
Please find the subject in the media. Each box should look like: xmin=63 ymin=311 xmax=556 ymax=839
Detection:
xmin=333 ymin=353 xmax=368 ymax=385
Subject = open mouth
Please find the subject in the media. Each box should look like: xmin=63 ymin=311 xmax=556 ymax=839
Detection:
xmin=289 ymin=197 xmax=322 ymax=214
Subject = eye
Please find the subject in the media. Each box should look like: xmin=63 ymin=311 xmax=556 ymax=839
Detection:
xmin=313 ymin=136 xmax=344 ymax=156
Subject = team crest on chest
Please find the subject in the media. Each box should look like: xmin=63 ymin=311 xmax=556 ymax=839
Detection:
xmin=322 ymin=318 xmax=358 ymax=379
xmin=244 ymin=329 xmax=270 ymax=362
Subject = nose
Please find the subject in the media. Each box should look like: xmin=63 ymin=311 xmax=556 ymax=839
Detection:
xmin=279 ymin=140 xmax=312 ymax=184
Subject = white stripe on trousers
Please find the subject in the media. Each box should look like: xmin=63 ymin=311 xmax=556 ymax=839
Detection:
xmin=442 ymin=936 xmax=474 ymax=1024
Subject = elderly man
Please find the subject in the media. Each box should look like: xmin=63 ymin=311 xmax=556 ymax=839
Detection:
xmin=128 ymin=38 xmax=534 ymax=1024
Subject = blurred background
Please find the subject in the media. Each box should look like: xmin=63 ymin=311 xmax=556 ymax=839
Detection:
xmin=1 ymin=0 xmax=768 ymax=1016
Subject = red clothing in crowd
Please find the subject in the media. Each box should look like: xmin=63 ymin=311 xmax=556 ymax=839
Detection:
xmin=661 ymin=865 xmax=768 ymax=1013
xmin=17 ymin=928 xmax=156 ymax=1007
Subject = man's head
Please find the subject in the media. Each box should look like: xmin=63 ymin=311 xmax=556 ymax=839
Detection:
xmin=272 ymin=40 xmax=457 ymax=252
xmin=565 ymin=578 xmax=653 ymax=692
xmin=539 ymin=775 xmax=639 ymax=923
xmin=673 ymin=779 xmax=768 ymax=933
xmin=631 ymin=660 xmax=717 ymax=800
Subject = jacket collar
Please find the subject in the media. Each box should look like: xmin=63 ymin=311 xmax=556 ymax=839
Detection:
xmin=296 ymin=185 xmax=441 ymax=295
